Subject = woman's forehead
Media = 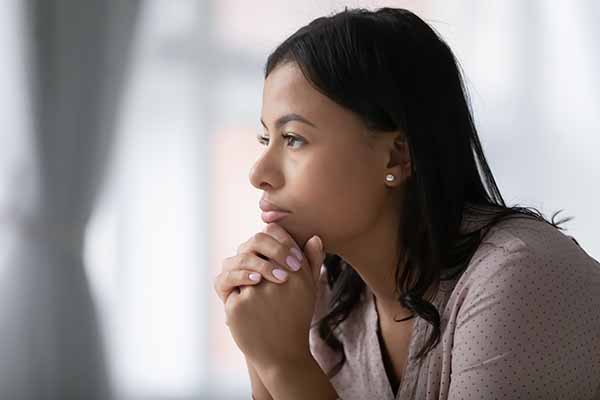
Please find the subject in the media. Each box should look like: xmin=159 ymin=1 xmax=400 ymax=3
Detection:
xmin=263 ymin=63 xmax=322 ymax=106
xmin=262 ymin=63 xmax=352 ymax=129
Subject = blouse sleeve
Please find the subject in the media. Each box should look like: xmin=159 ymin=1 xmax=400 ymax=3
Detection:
xmin=448 ymin=244 xmax=600 ymax=399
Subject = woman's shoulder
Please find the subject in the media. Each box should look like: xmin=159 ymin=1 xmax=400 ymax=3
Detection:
xmin=446 ymin=215 xmax=600 ymax=394
xmin=453 ymin=214 xmax=600 ymax=308
xmin=479 ymin=214 xmax=597 ymax=267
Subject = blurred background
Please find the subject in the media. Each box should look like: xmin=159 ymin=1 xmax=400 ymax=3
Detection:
xmin=0 ymin=0 xmax=597 ymax=399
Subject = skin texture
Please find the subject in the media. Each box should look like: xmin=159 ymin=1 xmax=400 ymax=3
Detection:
xmin=249 ymin=61 xmax=414 ymax=319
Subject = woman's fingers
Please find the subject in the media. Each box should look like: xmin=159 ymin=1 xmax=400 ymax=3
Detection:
xmin=214 ymin=269 xmax=263 ymax=303
xmin=237 ymin=231 xmax=304 ymax=274
xmin=214 ymin=224 xmax=308 ymax=305
xmin=215 ymin=251 xmax=295 ymax=304
xmin=222 ymin=253 xmax=291 ymax=283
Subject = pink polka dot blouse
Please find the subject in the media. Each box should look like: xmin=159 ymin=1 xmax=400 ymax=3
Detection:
xmin=309 ymin=215 xmax=600 ymax=399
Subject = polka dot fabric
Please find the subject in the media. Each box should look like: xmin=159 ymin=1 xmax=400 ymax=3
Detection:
xmin=309 ymin=216 xmax=600 ymax=399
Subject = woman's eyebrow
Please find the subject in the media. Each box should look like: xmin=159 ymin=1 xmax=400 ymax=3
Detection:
xmin=260 ymin=113 xmax=318 ymax=130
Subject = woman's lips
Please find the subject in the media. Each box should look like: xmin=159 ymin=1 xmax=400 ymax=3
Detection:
xmin=261 ymin=210 xmax=291 ymax=223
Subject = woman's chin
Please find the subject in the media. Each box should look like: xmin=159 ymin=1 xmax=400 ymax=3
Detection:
xmin=270 ymin=218 xmax=328 ymax=251
xmin=279 ymin=224 xmax=315 ymax=249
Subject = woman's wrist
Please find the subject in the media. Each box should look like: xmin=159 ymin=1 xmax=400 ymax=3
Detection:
xmin=258 ymin=355 xmax=338 ymax=400
xmin=246 ymin=357 xmax=273 ymax=400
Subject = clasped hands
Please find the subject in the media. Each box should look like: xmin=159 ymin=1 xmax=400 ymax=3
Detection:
xmin=214 ymin=223 xmax=325 ymax=375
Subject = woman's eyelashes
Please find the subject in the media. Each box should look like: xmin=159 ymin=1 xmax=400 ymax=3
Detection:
xmin=256 ymin=133 xmax=305 ymax=149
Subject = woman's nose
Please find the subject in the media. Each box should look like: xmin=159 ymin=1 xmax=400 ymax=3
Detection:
xmin=248 ymin=150 xmax=283 ymax=191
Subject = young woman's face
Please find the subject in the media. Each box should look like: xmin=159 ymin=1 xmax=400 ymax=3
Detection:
xmin=249 ymin=62 xmax=399 ymax=252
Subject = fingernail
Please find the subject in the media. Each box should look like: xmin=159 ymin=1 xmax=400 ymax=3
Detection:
xmin=290 ymin=247 xmax=303 ymax=261
xmin=286 ymin=255 xmax=302 ymax=271
xmin=272 ymin=268 xmax=288 ymax=281
xmin=249 ymin=272 xmax=261 ymax=282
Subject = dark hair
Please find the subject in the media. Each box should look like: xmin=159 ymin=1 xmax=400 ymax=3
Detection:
xmin=264 ymin=7 xmax=574 ymax=378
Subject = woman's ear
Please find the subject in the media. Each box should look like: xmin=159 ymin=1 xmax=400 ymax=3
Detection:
xmin=385 ymin=131 xmax=411 ymax=184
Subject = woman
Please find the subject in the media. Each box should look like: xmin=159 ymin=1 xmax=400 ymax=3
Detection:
xmin=213 ymin=7 xmax=600 ymax=400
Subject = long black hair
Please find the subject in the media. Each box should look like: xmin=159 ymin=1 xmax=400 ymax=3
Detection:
xmin=264 ymin=7 xmax=573 ymax=378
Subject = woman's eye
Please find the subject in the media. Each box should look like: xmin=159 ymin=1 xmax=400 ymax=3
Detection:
xmin=256 ymin=133 xmax=304 ymax=149
xmin=284 ymin=134 xmax=304 ymax=149
xmin=256 ymin=135 xmax=269 ymax=145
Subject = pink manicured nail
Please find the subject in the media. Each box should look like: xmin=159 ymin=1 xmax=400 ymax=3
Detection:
xmin=287 ymin=255 xmax=301 ymax=271
xmin=290 ymin=247 xmax=303 ymax=261
xmin=272 ymin=269 xmax=288 ymax=281
xmin=249 ymin=272 xmax=261 ymax=282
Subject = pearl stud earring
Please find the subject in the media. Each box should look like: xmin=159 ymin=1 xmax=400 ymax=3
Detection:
xmin=385 ymin=174 xmax=395 ymax=182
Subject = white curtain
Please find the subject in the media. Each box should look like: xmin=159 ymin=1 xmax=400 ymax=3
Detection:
xmin=0 ymin=1 xmax=140 ymax=399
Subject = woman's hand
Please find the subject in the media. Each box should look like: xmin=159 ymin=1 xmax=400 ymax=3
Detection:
xmin=222 ymin=223 xmax=325 ymax=374
xmin=213 ymin=224 xmax=306 ymax=305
